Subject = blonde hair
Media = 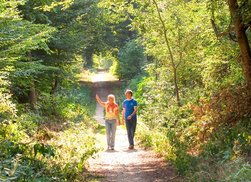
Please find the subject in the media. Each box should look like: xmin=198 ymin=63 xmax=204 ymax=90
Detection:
xmin=107 ymin=94 xmax=116 ymax=103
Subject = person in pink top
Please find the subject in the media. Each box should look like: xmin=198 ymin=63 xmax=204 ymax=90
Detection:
xmin=96 ymin=94 xmax=121 ymax=150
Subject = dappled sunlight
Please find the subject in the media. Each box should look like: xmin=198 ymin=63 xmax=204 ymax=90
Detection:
xmin=88 ymin=70 xmax=181 ymax=182
xmin=87 ymin=127 xmax=181 ymax=182
xmin=2 ymin=0 xmax=251 ymax=181
xmin=79 ymin=70 xmax=118 ymax=83
xmin=91 ymin=71 xmax=118 ymax=82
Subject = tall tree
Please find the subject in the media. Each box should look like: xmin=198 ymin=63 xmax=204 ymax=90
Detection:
xmin=228 ymin=0 xmax=251 ymax=90
xmin=0 ymin=0 xmax=56 ymax=108
xmin=114 ymin=0 xmax=208 ymax=105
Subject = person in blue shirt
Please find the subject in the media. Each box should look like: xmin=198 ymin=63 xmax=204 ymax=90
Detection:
xmin=122 ymin=89 xmax=138 ymax=150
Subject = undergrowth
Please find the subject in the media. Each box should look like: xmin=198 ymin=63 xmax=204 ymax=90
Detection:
xmin=0 ymin=85 xmax=99 ymax=181
xmin=129 ymin=73 xmax=251 ymax=181
xmin=136 ymin=118 xmax=251 ymax=181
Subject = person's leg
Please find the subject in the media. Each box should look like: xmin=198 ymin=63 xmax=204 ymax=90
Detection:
xmin=130 ymin=119 xmax=137 ymax=146
xmin=108 ymin=120 xmax=113 ymax=147
xmin=110 ymin=119 xmax=117 ymax=149
xmin=126 ymin=120 xmax=134 ymax=146
xmin=105 ymin=120 xmax=111 ymax=149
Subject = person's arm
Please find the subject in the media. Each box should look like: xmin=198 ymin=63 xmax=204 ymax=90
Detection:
xmin=114 ymin=107 xmax=121 ymax=125
xmin=96 ymin=94 xmax=105 ymax=107
xmin=127 ymin=106 xmax=137 ymax=120
xmin=121 ymin=108 xmax=125 ymax=125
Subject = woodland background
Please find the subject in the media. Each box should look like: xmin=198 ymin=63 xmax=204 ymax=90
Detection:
xmin=0 ymin=0 xmax=251 ymax=181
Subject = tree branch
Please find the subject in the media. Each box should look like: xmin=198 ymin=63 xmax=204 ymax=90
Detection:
xmin=211 ymin=18 xmax=235 ymax=39
xmin=152 ymin=0 xmax=176 ymax=69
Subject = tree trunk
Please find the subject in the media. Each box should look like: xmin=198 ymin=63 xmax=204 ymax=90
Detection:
xmin=29 ymin=80 xmax=37 ymax=110
xmin=51 ymin=76 xmax=59 ymax=94
xmin=173 ymin=67 xmax=181 ymax=106
xmin=155 ymin=58 xmax=158 ymax=81
xmin=83 ymin=48 xmax=94 ymax=68
xmin=228 ymin=0 xmax=251 ymax=91
xmin=152 ymin=0 xmax=181 ymax=106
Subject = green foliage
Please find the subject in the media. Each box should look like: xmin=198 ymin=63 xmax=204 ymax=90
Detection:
xmin=93 ymin=53 xmax=114 ymax=70
xmin=33 ymin=143 xmax=55 ymax=158
xmin=186 ymin=157 xmax=251 ymax=182
xmin=114 ymin=40 xmax=145 ymax=80
xmin=0 ymin=93 xmax=17 ymax=122
xmin=0 ymin=2 xmax=100 ymax=179
xmin=136 ymin=123 xmax=195 ymax=175
xmin=0 ymin=85 xmax=98 ymax=181
xmin=106 ymin=0 xmax=251 ymax=180
xmin=203 ymin=118 xmax=251 ymax=160
xmin=46 ymin=123 xmax=98 ymax=180
xmin=37 ymin=85 xmax=96 ymax=122
xmin=1 ymin=0 xmax=251 ymax=181
xmin=133 ymin=72 xmax=251 ymax=177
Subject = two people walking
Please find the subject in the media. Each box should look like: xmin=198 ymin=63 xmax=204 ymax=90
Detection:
xmin=96 ymin=89 xmax=138 ymax=150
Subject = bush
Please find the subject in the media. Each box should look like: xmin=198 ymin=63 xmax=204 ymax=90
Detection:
xmin=0 ymin=84 xmax=99 ymax=181
xmin=114 ymin=39 xmax=145 ymax=80
xmin=132 ymin=69 xmax=251 ymax=180
xmin=37 ymin=85 xmax=96 ymax=124
xmin=136 ymin=122 xmax=194 ymax=175
xmin=186 ymin=157 xmax=251 ymax=182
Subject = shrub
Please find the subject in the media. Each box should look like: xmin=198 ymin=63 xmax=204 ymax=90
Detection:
xmin=186 ymin=157 xmax=251 ymax=182
xmin=115 ymin=39 xmax=145 ymax=80
xmin=136 ymin=122 xmax=194 ymax=175
xmin=132 ymin=71 xmax=251 ymax=180
xmin=0 ymin=84 xmax=99 ymax=181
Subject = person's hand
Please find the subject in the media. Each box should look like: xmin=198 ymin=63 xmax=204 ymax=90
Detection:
xmin=95 ymin=94 xmax=99 ymax=100
xmin=127 ymin=115 xmax=132 ymax=120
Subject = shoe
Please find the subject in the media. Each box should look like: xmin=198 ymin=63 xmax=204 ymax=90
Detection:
xmin=128 ymin=145 xmax=134 ymax=150
xmin=111 ymin=147 xmax=114 ymax=150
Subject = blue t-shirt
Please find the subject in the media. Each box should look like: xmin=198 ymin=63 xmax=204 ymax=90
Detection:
xmin=123 ymin=99 xmax=138 ymax=120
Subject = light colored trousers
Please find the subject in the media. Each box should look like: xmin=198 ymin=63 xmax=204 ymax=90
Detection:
xmin=105 ymin=119 xmax=117 ymax=148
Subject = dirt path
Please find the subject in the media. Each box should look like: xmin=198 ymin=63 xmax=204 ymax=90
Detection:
xmin=87 ymin=71 xmax=182 ymax=182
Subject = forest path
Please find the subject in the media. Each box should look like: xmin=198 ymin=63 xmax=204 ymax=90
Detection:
xmin=86 ymin=70 xmax=182 ymax=182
